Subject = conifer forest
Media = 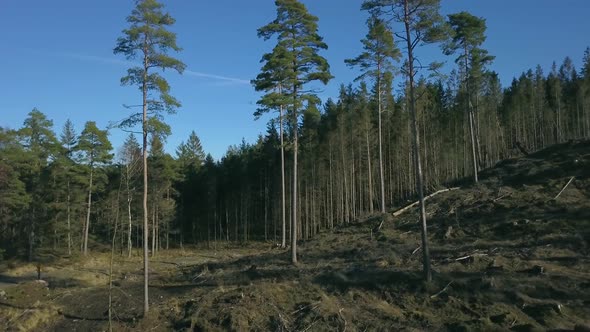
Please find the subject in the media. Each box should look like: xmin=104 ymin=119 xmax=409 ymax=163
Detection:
xmin=1 ymin=1 xmax=590 ymax=331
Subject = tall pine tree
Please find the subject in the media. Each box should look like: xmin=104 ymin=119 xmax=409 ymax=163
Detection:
xmin=114 ymin=0 xmax=185 ymax=314
xmin=363 ymin=0 xmax=447 ymax=282
xmin=346 ymin=15 xmax=401 ymax=213
xmin=444 ymin=11 xmax=494 ymax=182
xmin=257 ymin=0 xmax=332 ymax=264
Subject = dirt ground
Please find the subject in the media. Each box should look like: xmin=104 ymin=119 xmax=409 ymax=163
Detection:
xmin=1 ymin=140 xmax=590 ymax=331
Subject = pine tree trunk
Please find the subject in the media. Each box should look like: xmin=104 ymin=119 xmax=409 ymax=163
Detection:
xmin=142 ymin=39 xmax=150 ymax=315
xmin=127 ymin=165 xmax=133 ymax=257
xmin=464 ymin=46 xmax=478 ymax=183
xmin=377 ymin=70 xmax=386 ymax=213
xmin=28 ymin=208 xmax=35 ymax=262
xmin=366 ymin=127 xmax=374 ymax=214
xmin=292 ymin=93 xmax=299 ymax=264
xmin=329 ymin=142 xmax=334 ymax=228
xmin=108 ymin=171 xmax=122 ymax=332
xmin=151 ymin=202 xmax=156 ymax=257
xmin=404 ymin=0 xmax=431 ymax=282
xmin=264 ymin=177 xmax=268 ymax=242
xmin=468 ymin=110 xmax=479 ymax=182
xmin=280 ymin=102 xmax=287 ymax=248
xmin=83 ymin=165 xmax=93 ymax=255
xmin=340 ymin=126 xmax=349 ymax=223
xmin=67 ymin=179 xmax=72 ymax=256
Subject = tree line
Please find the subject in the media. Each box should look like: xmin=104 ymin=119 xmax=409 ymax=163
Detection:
xmin=1 ymin=0 xmax=590 ymax=314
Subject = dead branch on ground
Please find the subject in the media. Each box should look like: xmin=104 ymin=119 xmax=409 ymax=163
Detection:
xmin=454 ymin=253 xmax=488 ymax=262
xmin=377 ymin=220 xmax=384 ymax=231
xmin=338 ymin=308 xmax=347 ymax=332
xmin=493 ymin=192 xmax=512 ymax=202
xmin=430 ymin=281 xmax=453 ymax=299
xmin=392 ymin=187 xmax=460 ymax=217
xmin=411 ymin=246 xmax=422 ymax=255
xmin=554 ymin=176 xmax=575 ymax=200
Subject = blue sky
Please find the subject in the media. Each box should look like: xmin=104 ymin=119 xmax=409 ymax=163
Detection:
xmin=1 ymin=0 xmax=589 ymax=160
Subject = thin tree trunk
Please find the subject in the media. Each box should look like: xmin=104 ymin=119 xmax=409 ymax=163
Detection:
xmin=151 ymin=202 xmax=156 ymax=257
xmin=366 ymin=127 xmax=374 ymax=214
xmin=142 ymin=38 xmax=150 ymax=316
xmin=377 ymin=67 xmax=386 ymax=213
xmin=127 ymin=164 xmax=133 ymax=258
xmin=67 ymin=179 xmax=72 ymax=256
xmin=464 ymin=46 xmax=478 ymax=183
xmin=28 ymin=208 xmax=35 ymax=262
xmin=108 ymin=168 xmax=122 ymax=332
xmin=404 ymin=0 xmax=431 ymax=282
xmin=264 ymin=178 xmax=268 ymax=242
xmin=83 ymin=165 xmax=93 ymax=255
xmin=280 ymin=99 xmax=287 ymax=249
xmin=329 ymin=142 xmax=334 ymax=228
xmin=468 ymin=111 xmax=479 ymax=182
xmin=292 ymin=94 xmax=299 ymax=264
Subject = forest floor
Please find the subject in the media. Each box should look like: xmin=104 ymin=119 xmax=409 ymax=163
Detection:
xmin=1 ymin=140 xmax=590 ymax=332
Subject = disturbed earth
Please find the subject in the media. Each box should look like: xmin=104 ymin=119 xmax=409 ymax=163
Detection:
xmin=1 ymin=140 xmax=590 ymax=331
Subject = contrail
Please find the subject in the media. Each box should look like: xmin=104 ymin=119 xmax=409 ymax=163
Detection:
xmin=44 ymin=50 xmax=250 ymax=85
xmin=184 ymin=70 xmax=250 ymax=84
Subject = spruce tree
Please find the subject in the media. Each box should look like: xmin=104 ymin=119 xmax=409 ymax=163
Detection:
xmin=59 ymin=119 xmax=78 ymax=255
xmin=177 ymin=131 xmax=206 ymax=168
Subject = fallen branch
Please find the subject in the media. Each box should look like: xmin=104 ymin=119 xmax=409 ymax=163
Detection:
xmin=430 ymin=281 xmax=453 ymax=299
xmin=493 ymin=192 xmax=512 ymax=202
xmin=277 ymin=313 xmax=289 ymax=330
xmin=454 ymin=253 xmax=488 ymax=262
xmin=338 ymin=308 xmax=347 ymax=332
xmin=6 ymin=308 xmax=31 ymax=327
xmin=510 ymin=318 xmax=517 ymax=327
xmin=554 ymin=176 xmax=575 ymax=200
xmin=444 ymin=250 xmax=489 ymax=263
xmin=411 ymin=246 xmax=422 ymax=255
xmin=192 ymin=270 xmax=208 ymax=281
xmin=392 ymin=187 xmax=460 ymax=217
xmin=301 ymin=318 xmax=319 ymax=332
xmin=291 ymin=301 xmax=320 ymax=315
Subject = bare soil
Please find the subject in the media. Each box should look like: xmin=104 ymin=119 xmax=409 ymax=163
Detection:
xmin=1 ymin=140 xmax=590 ymax=331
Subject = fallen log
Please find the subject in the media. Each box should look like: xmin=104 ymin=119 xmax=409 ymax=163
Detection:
xmin=430 ymin=281 xmax=453 ymax=299
xmin=493 ymin=192 xmax=512 ymax=202
xmin=553 ymin=176 xmax=575 ymax=200
xmin=392 ymin=187 xmax=460 ymax=217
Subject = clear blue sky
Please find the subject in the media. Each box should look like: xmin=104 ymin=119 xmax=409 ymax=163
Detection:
xmin=2 ymin=0 xmax=589 ymax=160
